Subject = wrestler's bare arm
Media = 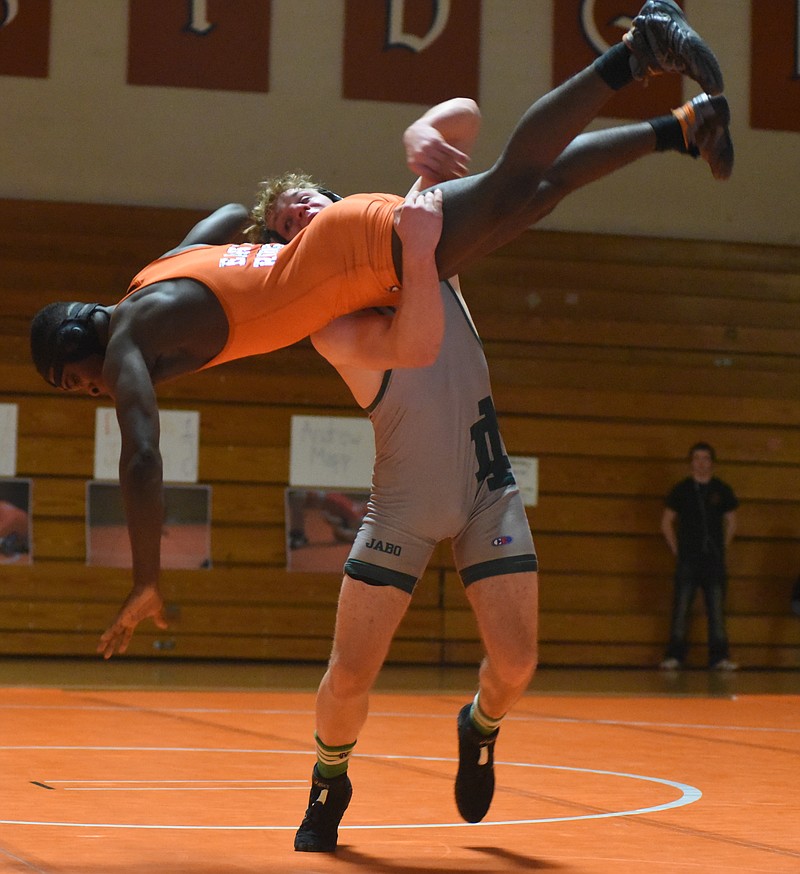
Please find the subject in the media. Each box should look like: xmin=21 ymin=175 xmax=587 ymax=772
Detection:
xmin=312 ymin=100 xmax=477 ymax=393
xmin=96 ymin=328 xmax=168 ymax=658
xmin=403 ymin=97 xmax=481 ymax=190
xmin=161 ymin=202 xmax=250 ymax=257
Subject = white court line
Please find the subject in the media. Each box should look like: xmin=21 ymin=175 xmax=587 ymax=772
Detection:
xmin=6 ymin=745 xmax=310 ymax=753
xmin=64 ymin=787 xmax=307 ymax=792
xmin=46 ymin=779 xmax=306 ymax=784
xmin=4 ymin=748 xmax=701 ymax=830
xmin=504 ymin=714 xmax=800 ymax=734
xmin=47 ymin=779 xmax=307 ymax=792
xmin=1 ymin=703 xmax=797 ymax=735
xmin=0 ymin=846 xmax=49 ymax=874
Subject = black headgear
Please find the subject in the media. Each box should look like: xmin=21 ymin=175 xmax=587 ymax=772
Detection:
xmin=45 ymin=303 xmax=105 ymax=388
xmin=317 ymin=188 xmax=342 ymax=203
xmin=264 ymin=187 xmax=343 ymax=245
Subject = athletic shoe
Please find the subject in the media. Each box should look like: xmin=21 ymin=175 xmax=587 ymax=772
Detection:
xmin=455 ymin=703 xmax=498 ymax=823
xmin=712 ymin=658 xmax=738 ymax=671
xmin=294 ymin=765 xmax=352 ymax=853
xmin=288 ymin=531 xmax=309 ymax=550
xmin=672 ymin=93 xmax=734 ymax=180
xmin=659 ymin=657 xmax=681 ymax=670
xmin=624 ymin=0 xmax=724 ymax=95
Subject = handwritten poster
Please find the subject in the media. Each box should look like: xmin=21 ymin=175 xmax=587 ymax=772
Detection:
xmin=94 ymin=407 xmax=200 ymax=483
xmin=289 ymin=415 xmax=374 ymax=489
xmin=509 ymin=455 xmax=538 ymax=507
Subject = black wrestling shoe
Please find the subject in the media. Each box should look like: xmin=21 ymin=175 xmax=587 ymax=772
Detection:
xmin=672 ymin=93 xmax=734 ymax=180
xmin=455 ymin=703 xmax=498 ymax=823
xmin=294 ymin=765 xmax=352 ymax=853
xmin=624 ymin=0 xmax=724 ymax=95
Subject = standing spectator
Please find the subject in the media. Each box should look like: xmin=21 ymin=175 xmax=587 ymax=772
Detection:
xmin=660 ymin=442 xmax=739 ymax=671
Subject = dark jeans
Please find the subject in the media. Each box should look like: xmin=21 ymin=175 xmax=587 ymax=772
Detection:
xmin=665 ymin=554 xmax=730 ymax=666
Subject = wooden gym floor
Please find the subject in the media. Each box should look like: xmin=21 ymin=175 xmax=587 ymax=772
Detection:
xmin=0 ymin=659 xmax=798 ymax=873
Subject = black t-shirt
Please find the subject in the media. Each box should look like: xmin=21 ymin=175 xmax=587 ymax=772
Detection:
xmin=665 ymin=476 xmax=739 ymax=559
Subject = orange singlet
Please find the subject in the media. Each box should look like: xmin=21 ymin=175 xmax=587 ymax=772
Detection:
xmin=124 ymin=193 xmax=403 ymax=369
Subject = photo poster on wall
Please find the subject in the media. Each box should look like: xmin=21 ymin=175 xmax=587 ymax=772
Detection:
xmin=0 ymin=477 xmax=32 ymax=566
xmin=89 ymin=408 xmax=210 ymax=569
xmin=284 ymin=417 xmax=540 ymax=571
xmin=0 ymin=403 xmax=18 ymax=478
xmin=86 ymin=481 xmax=212 ymax=570
xmin=287 ymin=415 xmax=375 ymax=573
xmin=285 ymin=486 xmax=370 ymax=574
xmin=93 ymin=407 xmax=200 ymax=482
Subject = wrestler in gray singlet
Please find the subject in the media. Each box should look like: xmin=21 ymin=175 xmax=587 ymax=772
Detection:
xmin=344 ymin=280 xmax=538 ymax=594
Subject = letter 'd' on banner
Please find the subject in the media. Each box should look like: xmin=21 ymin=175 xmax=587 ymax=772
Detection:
xmin=343 ymin=0 xmax=480 ymax=104
xmin=0 ymin=0 xmax=50 ymax=78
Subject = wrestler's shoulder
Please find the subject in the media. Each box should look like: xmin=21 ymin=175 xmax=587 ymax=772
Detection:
xmin=337 ymin=192 xmax=404 ymax=207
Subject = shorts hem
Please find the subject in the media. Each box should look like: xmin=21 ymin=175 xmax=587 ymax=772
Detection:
xmin=460 ymin=554 xmax=538 ymax=587
xmin=344 ymin=559 xmax=417 ymax=594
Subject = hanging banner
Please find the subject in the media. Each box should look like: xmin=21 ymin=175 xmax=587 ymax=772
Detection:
xmin=0 ymin=0 xmax=50 ymax=79
xmin=552 ymin=0 xmax=682 ymax=119
xmin=128 ymin=0 xmax=271 ymax=93
xmin=750 ymin=0 xmax=800 ymax=132
xmin=343 ymin=0 xmax=481 ymax=104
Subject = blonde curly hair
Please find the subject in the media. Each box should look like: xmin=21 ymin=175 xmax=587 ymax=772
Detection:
xmin=245 ymin=171 xmax=321 ymax=243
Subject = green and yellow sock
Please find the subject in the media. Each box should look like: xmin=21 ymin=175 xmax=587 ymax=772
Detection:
xmin=470 ymin=693 xmax=504 ymax=736
xmin=315 ymin=733 xmax=356 ymax=779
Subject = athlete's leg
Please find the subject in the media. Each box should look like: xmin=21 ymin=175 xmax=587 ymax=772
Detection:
xmin=316 ymin=575 xmax=412 ymax=746
xmin=465 ymin=570 xmax=539 ymax=717
xmin=404 ymin=66 xmax=617 ymax=279
xmin=295 ymin=575 xmax=411 ymax=853
xmin=446 ymin=92 xmax=731 ymax=268
xmin=454 ymin=569 xmax=538 ymax=822
xmin=389 ymin=1 xmax=726 ymax=277
xmin=465 ymin=122 xmax=657 ymax=266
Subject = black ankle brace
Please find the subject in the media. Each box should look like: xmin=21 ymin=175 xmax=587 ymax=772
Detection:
xmin=650 ymin=114 xmax=690 ymax=153
xmin=593 ymin=42 xmax=634 ymax=90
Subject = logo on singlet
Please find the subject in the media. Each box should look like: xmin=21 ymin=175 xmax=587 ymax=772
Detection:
xmin=218 ymin=243 xmax=281 ymax=268
xmin=471 ymin=397 xmax=515 ymax=492
xmin=365 ymin=538 xmax=402 ymax=556
xmin=492 ymin=536 xmax=513 ymax=547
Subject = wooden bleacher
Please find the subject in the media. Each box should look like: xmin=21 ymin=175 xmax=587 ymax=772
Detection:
xmin=1 ymin=198 xmax=799 ymax=669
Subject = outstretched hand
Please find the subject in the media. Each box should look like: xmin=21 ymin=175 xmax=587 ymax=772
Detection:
xmin=393 ymin=188 xmax=443 ymax=256
xmin=404 ymin=122 xmax=470 ymax=186
xmin=97 ymin=586 xmax=168 ymax=659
